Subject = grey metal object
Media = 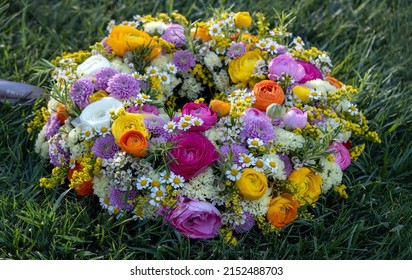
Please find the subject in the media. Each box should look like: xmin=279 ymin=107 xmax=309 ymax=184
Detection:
xmin=0 ymin=79 xmax=43 ymax=104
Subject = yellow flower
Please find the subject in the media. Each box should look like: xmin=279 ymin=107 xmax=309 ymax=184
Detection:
xmin=292 ymin=85 xmax=311 ymax=103
xmin=111 ymin=113 xmax=149 ymax=143
xmin=228 ymin=51 xmax=263 ymax=87
xmin=235 ymin=168 xmax=267 ymax=200
xmin=288 ymin=167 xmax=322 ymax=204
xmin=234 ymin=12 xmax=253 ymax=28
xmin=105 ymin=25 xmax=160 ymax=57
xmin=89 ymin=90 xmax=109 ymax=103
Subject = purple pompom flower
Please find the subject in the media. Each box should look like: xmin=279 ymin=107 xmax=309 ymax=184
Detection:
xmin=91 ymin=135 xmax=119 ymax=159
xmin=277 ymin=153 xmax=293 ymax=177
xmin=232 ymin=211 xmax=255 ymax=233
xmin=172 ymin=50 xmax=196 ymax=72
xmin=108 ymin=188 xmax=137 ymax=211
xmin=106 ymin=73 xmax=140 ymax=100
xmin=94 ymin=68 xmax=119 ymax=91
xmin=220 ymin=143 xmax=249 ymax=165
xmin=227 ymin=42 xmax=246 ymax=58
xmin=44 ymin=114 xmax=62 ymax=139
xmin=241 ymin=110 xmax=275 ymax=144
xmin=48 ymin=135 xmax=70 ymax=167
xmin=70 ymin=78 xmax=94 ymax=109
xmin=144 ymin=115 xmax=166 ymax=135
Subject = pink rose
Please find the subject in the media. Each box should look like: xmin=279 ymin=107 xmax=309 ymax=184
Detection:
xmin=181 ymin=102 xmax=217 ymax=131
xmin=268 ymin=53 xmax=305 ymax=82
xmin=162 ymin=196 xmax=222 ymax=239
xmin=168 ymin=132 xmax=219 ymax=180
xmin=327 ymin=142 xmax=351 ymax=170
xmin=296 ymin=60 xmax=323 ymax=83
xmin=283 ymin=107 xmax=307 ymax=129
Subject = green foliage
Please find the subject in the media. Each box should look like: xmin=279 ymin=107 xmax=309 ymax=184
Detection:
xmin=1 ymin=0 xmax=411 ymax=259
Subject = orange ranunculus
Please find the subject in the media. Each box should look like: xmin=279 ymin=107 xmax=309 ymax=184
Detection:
xmin=105 ymin=25 xmax=161 ymax=57
xmin=56 ymin=103 xmax=68 ymax=124
xmin=209 ymin=100 xmax=231 ymax=117
xmin=267 ymin=193 xmax=300 ymax=228
xmin=253 ymin=80 xmax=285 ymax=111
xmin=288 ymin=167 xmax=322 ymax=204
xmin=68 ymin=162 xmax=94 ymax=196
xmin=118 ymin=129 xmax=148 ymax=157
xmin=191 ymin=27 xmax=212 ymax=42
xmin=326 ymin=73 xmax=342 ymax=88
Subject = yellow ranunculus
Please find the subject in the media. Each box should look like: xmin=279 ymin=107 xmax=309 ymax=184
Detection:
xmin=105 ymin=25 xmax=161 ymax=57
xmin=89 ymin=90 xmax=109 ymax=103
xmin=288 ymin=167 xmax=322 ymax=204
xmin=234 ymin=12 xmax=253 ymax=29
xmin=235 ymin=168 xmax=267 ymax=200
xmin=228 ymin=51 xmax=263 ymax=87
xmin=111 ymin=113 xmax=149 ymax=143
xmin=292 ymin=85 xmax=311 ymax=103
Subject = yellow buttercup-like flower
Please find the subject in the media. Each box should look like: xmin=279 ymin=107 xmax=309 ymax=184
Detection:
xmin=228 ymin=51 xmax=263 ymax=87
xmin=235 ymin=168 xmax=267 ymax=200
xmin=105 ymin=25 xmax=161 ymax=57
xmin=89 ymin=90 xmax=109 ymax=103
xmin=292 ymin=85 xmax=311 ymax=103
xmin=112 ymin=113 xmax=149 ymax=143
xmin=234 ymin=12 xmax=253 ymax=29
xmin=288 ymin=167 xmax=322 ymax=204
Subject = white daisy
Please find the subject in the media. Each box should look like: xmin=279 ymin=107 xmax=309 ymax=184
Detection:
xmin=169 ymin=173 xmax=185 ymax=189
xmin=226 ymin=164 xmax=242 ymax=181
xmin=136 ymin=176 xmax=152 ymax=190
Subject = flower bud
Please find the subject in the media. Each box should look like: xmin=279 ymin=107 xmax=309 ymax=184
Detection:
xmin=265 ymin=103 xmax=283 ymax=119
xmin=234 ymin=12 xmax=252 ymax=29
xmin=283 ymin=107 xmax=307 ymax=129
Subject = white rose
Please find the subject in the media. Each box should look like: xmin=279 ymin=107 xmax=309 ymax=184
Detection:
xmin=76 ymin=54 xmax=111 ymax=77
xmin=79 ymin=97 xmax=123 ymax=131
xmin=143 ymin=21 xmax=167 ymax=35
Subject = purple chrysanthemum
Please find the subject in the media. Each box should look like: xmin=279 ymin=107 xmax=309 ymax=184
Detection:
xmin=108 ymin=188 xmax=137 ymax=211
xmin=277 ymin=152 xmax=293 ymax=177
xmin=106 ymin=73 xmax=140 ymax=100
xmin=232 ymin=211 xmax=255 ymax=234
xmin=48 ymin=135 xmax=69 ymax=167
xmin=94 ymin=68 xmax=119 ymax=91
xmin=70 ymin=78 xmax=94 ymax=109
xmin=161 ymin=24 xmax=186 ymax=48
xmin=144 ymin=115 xmax=166 ymax=135
xmin=44 ymin=114 xmax=61 ymax=139
xmin=227 ymin=42 xmax=246 ymax=58
xmin=172 ymin=50 xmax=196 ymax=72
xmin=148 ymin=136 xmax=168 ymax=149
xmin=91 ymin=135 xmax=119 ymax=159
xmin=220 ymin=143 xmax=249 ymax=165
xmin=241 ymin=118 xmax=275 ymax=144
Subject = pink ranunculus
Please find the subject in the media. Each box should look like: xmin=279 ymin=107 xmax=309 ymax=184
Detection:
xmin=168 ymin=132 xmax=219 ymax=180
xmin=283 ymin=107 xmax=307 ymax=129
xmin=181 ymin=102 xmax=217 ymax=131
xmin=163 ymin=196 xmax=222 ymax=239
xmin=327 ymin=142 xmax=351 ymax=170
xmin=268 ymin=53 xmax=305 ymax=82
xmin=127 ymin=104 xmax=160 ymax=115
xmin=296 ymin=60 xmax=323 ymax=83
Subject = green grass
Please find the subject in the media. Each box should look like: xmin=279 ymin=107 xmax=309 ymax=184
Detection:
xmin=1 ymin=0 xmax=411 ymax=259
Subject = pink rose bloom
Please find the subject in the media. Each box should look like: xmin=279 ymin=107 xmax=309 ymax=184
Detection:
xmin=327 ymin=142 xmax=351 ymax=170
xmin=181 ymin=102 xmax=217 ymax=131
xmin=296 ymin=60 xmax=323 ymax=83
xmin=283 ymin=107 xmax=307 ymax=129
xmin=162 ymin=196 xmax=222 ymax=239
xmin=168 ymin=132 xmax=219 ymax=180
xmin=268 ymin=53 xmax=305 ymax=82
xmin=127 ymin=104 xmax=160 ymax=115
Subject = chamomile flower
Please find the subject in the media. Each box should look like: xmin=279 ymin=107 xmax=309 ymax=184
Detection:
xmin=226 ymin=164 xmax=242 ymax=181
xmin=150 ymin=185 xmax=167 ymax=206
xmin=159 ymin=170 xmax=171 ymax=184
xmin=135 ymin=93 xmax=152 ymax=105
xmin=292 ymin=36 xmax=305 ymax=50
xmin=253 ymin=158 xmax=265 ymax=172
xmin=177 ymin=115 xmax=194 ymax=131
xmin=347 ymin=103 xmax=359 ymax=115
xmin=266 ymin=40 xmax=279 ymax=55
xmin=158 ymin=72 xmax=171 ymax=85
xmin=191 ymin=116 xmax=204 ymax=127
xmin=166 ymin=63 xmax=177 ymax=74
xmin=309 ymin=90 xmax=323 ymax=101
xmin=136 ymin=176 xmax=152 ymax=190
xmin=96 ymin=126 xmax=111 ymax=136
xmin=209 ymin=23 xmax=222 ymax=36
xmin=163 ymin=121 xmax=177 ymax=133
xmin=247 ymin=137 xmax=264 ymax=149
xmin=239 ymin=153 xmax=256 ymax=168
xmin=82 ymin=126 xmax=95 ymax=140
xmin=170 ymin=172 xmax=185 ymax=189
xmin=145 ymin=65 xmax=160 ymax=76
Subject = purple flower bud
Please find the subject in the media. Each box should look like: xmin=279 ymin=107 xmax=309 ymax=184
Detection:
xmin=283 ymin=107 xmax=307 ymax=129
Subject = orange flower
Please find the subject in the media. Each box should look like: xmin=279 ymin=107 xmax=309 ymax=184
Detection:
xmin=118 ymin=129 xmax=148 ymax=157
xmin=209 ymin=100 xmax=231 ymax=117
xmin=253 ymin=80 xmax=285 ymax=111
xmin=326 ymin=73 xmax=342 ymax=88
xmin=105 ymin=25 xmax=161 ymax=57
xmin=56 ymin=103 xmax=68 ymax=124
xmin=191 ymin=27 xmax=212 ymax=42
xmin=267 ymin=193 xmax=300 ymax=228
xmin=68 ymin=162 xmax=94 ymax=196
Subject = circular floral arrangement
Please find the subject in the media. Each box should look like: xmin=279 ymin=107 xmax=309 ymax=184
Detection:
xmin=28 ymin=10 xmax=380 ymax=241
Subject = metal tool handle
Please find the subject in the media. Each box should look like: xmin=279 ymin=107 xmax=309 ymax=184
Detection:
xmin=0 ymin=79 xmax=43 ymax=104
